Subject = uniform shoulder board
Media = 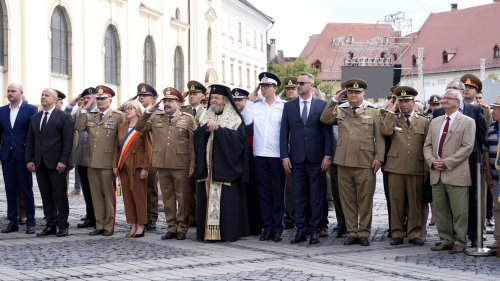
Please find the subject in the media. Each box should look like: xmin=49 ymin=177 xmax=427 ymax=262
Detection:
xmin=153 ymin=111 xmax=165 ymax=115
xmin=366 ymin=104 xmax=377 ymax=109
xmin=180 ymin=111 xmax=193 ymax=117
xmin=181 ymin=105 xmax=190 ymax=108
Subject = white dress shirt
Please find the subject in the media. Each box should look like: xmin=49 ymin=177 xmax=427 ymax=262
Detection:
xmin=9 ymin=102 xmax=21 ymax=128
xmin=436 ymin=110 xmax=458 ymax=157
xmin=299 ymin=95 xmax=313 ymax=119
xmin=39 ymin=106 xmax=56 ymax=130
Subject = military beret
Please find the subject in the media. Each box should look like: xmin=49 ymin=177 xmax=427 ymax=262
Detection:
xmin=80 ymin=87 xmax=97 ymax=97
xmin=53 ymin=89 xmax=66 ymax=100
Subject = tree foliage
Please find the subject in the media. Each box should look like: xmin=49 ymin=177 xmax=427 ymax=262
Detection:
xmin=268 ymin=57 xmax=320 ymax=93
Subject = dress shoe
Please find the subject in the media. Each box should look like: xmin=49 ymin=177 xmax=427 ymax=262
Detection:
xmin=81 ymin=215 xmax=87 ymax=221
xmin=273 ymin=232 xmax=283 ymax=242
xmin=335 ymin=228 xmax=347 ymax=237
xmin=470 ymin=240 xmax=477 ymax=248
xmin=259 ymin=231 xmax=272 ymax=241
xmin=359 ymin=237 xmax=370 ymax=246
xmin=1 ymin=223 xmax=19 ymax=233
xmin=103 ymin=230 xmax=114 ymax=236
xmin=134 ymin=230 xmax=145 ymax=238
xmin=161 ymin=231 xmax=177 ymax=240
xmin=77 ymin=219 xmax=96 ymax=228
xmin=176 ymin=232 xmax=186 ymax=240
xmin=319 ymin=228 xmax=329 ymax=238
xmin=431 ymin=242 xmax=452 ymax=251
xmin=36 ymin=226 xmax=56 ymax=237
xmin=56 ymin=227 xmax=68 ymax=237
xmin=428 ymin=220 xmax=435 ymax=226
xmin=145 ymin=221 xmax=157 ymax=231
xmin=290 ymin=231 xmax=307 ymax=244
xmin=409 ymin=237 xmax=425 ymax=246
xmin=390 ymin=237 xmax=404 ymax=245
xmin=449 ymin=244 xmax=465 ymax=254
xmin=89 ymin=229 xmax=105 ymax=236
xmin=189 ymin=221 xmax=196 ymax=227
xmin=26 ymin=225 xmax=35 ymax=234
xmin=285 ymin=221 xmax=295 ymax=229
xmin=343 ymin=236 xmax=358 ymax=245
xmin=309 ymin=232 xmax=320 ymax=245
xmin=18 ymin=217 xmax=26 ymax=225
xmin=126 ymin=232 xmax=135 ymax=238
xmin=486 ymin=218 xmax=494 ymax=227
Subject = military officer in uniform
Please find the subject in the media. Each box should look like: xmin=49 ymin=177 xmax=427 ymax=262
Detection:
xmin=320 ymin=78 xmax=385 ymax=246
xmin=283 ymin=76 xmax=298 ymax=100
xmin=54 ymin=89 xmax=66 ymax=110
xmin=460 ymin=74 xmax=491 ymax=126
xmin=136 ymin=87 xmax=196 ymax=240
xmin=75 ymin=85 xmax=124 ymax=236
xmin=381 ymin=86 xmax=429 ymax=245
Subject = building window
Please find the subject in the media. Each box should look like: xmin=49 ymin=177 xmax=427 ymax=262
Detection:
xmin=0 ymin=0 xmax=8 ymax=68
xmin=393 ymin=53 xmax=397 ymax=62
xmin=246 ymin=68 xmax=250 ymax=87
xmin=442 ymin=51 xmax=448 ymax=63
xmin=494 ymin=45 xmax=500 ymax=59
xmin=222 ymin=61 xmax=226 ymax=83
xmin=175 ymin=8 xmax=181 ymax=20
xmin=238 ymin=22 xmax=242 ymax=43
xmin=207 ymin=28 xmax=212 ymax=61
xmin=144 ymin=35 xmax=156 ymax=87
xmin=260 ymin=33 xmax=264 ymax=51
xmin=253 ymin=30 xmax=256 ymax=47
xmin=51 ymin=6 xmax=71 ymax=76
xmin=230 ymin=63 xmax=234 ymax=85
xmin=104 ymin=25 xmax=120 ymax=85
xmin=412 ymin=55 xmax=417 ymax=67
xmin=238 ymin=66 xmax=242 ymax=86
xmin=174 ymin=46 xmax=184 ymax=92
xmin=311 ymin=60 xmax=321 ymax=70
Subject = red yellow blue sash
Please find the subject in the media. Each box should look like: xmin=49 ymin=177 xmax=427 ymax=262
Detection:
xmin=496 ymin=140 xmax=500 ymax=203
xmin=116 ymin=128 xmax=140 ymax=196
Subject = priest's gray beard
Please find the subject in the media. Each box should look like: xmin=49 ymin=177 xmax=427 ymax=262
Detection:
xmin=210 ymin=104 xmax=224 ymax=114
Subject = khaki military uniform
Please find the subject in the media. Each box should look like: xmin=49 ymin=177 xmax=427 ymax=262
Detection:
xmin=136 ymin=111 xmax=195 ymax=234
xmin=380 ymin=112 xmax=429 ymax=239
xmin=75 ymin=109 xmax=124 ymax=232
xmin=181 ymin=105 xmax=206 ymax=125
xmin=320 ymin=101 xmax=385 ymax=238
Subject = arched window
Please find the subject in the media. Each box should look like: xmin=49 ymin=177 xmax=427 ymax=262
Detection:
xmin=51 ymin=6 xmax=71 ymax=76
xmin=494 ymin=45 xmax=500 ymax=59
xmin=175 ymin=8 xmax=181 ymax=20
xmin=0 ymin=0 xmax=7 ymax=68
xmin=144 ymin=36 xmax=156 ymax=87
xmin=174 ymin=46 xmax=184 ymax=91
xmin=104 ymin=25 xmax=120 ymax=85
xmin=207 ymin=28 xmax=212 ymax=61
xmin=412 ymin=55 xmax=417 ymax=67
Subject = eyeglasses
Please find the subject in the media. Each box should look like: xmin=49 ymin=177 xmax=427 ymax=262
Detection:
xmin=296 ymin=81 xmax=310 ymax=86
xmin=124 ymin=107 xmax=134 ymax=112
xmin=442 ymin=97 xmax=459 ymax=101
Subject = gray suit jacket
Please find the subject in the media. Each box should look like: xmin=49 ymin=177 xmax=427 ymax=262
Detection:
xmin=423 ymin=111 xmax=475 ymax=186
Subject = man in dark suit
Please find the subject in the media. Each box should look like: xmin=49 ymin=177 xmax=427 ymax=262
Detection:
xmin=26 ymin=88 xmax=74 ymax=237
xmin=433 ymin=79 xmax=487 ymax=248
xmin=0 ymin=83 xmax=38 ymax=234
xmin=280 ymin=72 xmax=333 ymax=245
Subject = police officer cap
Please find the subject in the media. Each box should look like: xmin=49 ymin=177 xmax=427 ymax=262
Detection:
xmin=80 ymin=87 xmax=97 ymax=97
xmin=187 ymin=80 xmax=207 ymax=94
xmin=345 ymin=78 xmax=367 ymax=91
xmin=460 ymin=74 xmax=482 ymax=92
xmin=162 ymin=87 xmax=183 ymax=103
xmin=428 ymin=95 xmax=442 ymax=104
xmin=137 ymin=83 xmax=157 ymax=97
xmin=394 ymin=86 xmax=418 ymax=100
xmin=53 ymin=89 xmax=66 ymax=100
xmin=258 ymin=72 xmax=281 ymax=87
xmin=95 ymin=85 xmax=115 ymax=98
xmin=231 ymin=88 xmax=249 ymax=99
xmin=283 ymin=77 xmax=297 ymax=88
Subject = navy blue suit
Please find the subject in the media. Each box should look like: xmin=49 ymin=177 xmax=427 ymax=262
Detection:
xmin=433 ymin=103 xmax=487 ymax=244
xmin=0 ymin=102 xmax=38 ymax=226
xmin=280 ymin=97 xmax=332 ymax=233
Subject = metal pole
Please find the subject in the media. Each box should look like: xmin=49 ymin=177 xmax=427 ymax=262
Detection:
xmin=465 ymin=161 xmax=495 ymax=256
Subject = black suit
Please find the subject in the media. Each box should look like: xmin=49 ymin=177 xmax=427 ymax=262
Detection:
xmin=433 ymin=103 xmax=487 ymax=244
xmin=25 ymin=108 xmax=73 ymax=229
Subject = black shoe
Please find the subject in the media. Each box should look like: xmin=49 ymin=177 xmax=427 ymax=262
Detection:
xmin=343 ymin=236 xmax=358 ymax=245
xmin=359 ymin=237 xmax=370 ymax=246
xmin=309 ymin=232 xmax=320 ymax=245
xmin=1 ymin=223 xmax=19 ymax=233
xmin=56 ymin=227 xmax=68 ymax=237
xmin=176 ymin=232 xmax=186 ymax=240
xmin=470 ymin=241 xmax=478 ymax=248
xmin=145 ymin=221 xmax=157 ymax=231
xmin=336 ymin=228 xmax=347 ymax=237
xmin=161 ymin=231 xmax=177 ymax=240
xmin=409 ymin=237 xmax=425 ymax=246
xmin=390 ymin=237 xmax=404 ymax=245
xmin=103 ymin=230 xmax=114 ymax=236
xmin=319 ymin=228 xmax=329 ymax=238
xmin=259 ymin=231 xmax=272 ymax=241
xmin=36 ymin=226 xmax=56 ymax=237
xmin=77 ymin=219 xmax=96 ymax=228
xmin=189 ymin=221 xmax=196 ymax=227
xmin=273 ymin=232 xmax=283 ymax=242
xmin=284 ymin=222 xmax=295 ymax=229
xmin=89 ymin=229 xmax=105 ymax=236
xmin=290 ymin=231 xmax=307 ymax=244
xmin=134 ymin=230 xmax=145 ymax=238
xmin=26 ymin=225 xmax=35 ymax=234
xmin=80 ymin=215 xmax=87 ymax=221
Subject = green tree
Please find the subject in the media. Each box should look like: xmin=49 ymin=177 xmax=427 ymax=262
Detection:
xmin=268 ymin=57 xmax=320 ymax=93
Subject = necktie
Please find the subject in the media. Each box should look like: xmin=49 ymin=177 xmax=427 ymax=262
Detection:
xmin=192 ymin=107 xmax=197 ymax=116
xmin=99 ymin=112 xmax=104 ymax=122
xmin=301 ymin=101 xmax=308 ymax=125
xmin=352 ymin=107 xmax=359 ymax=116
xmin=405 ymin=115 xmax=411 ymax=126
xmin=437 ymin=117 xmax=450 ymax=158
xmin=41 ymin=112 xmax=48 ymax=133
xmin=168 ymin=115 xmax=173 ymax=124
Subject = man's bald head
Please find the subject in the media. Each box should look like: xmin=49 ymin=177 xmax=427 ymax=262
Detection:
xmin=7 ymin=83 xmax=24 ymax=106
xmin=40 ymin=88 xmax=58 ymax=109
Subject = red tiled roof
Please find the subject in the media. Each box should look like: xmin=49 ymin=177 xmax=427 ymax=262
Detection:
xmin=400 ymin=2 xmax=500 ymax=75
xmin=299 ymin=23 xmax=400 ymax=81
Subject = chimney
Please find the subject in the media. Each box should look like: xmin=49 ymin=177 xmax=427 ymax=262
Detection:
xmin=451 ymin=3 xmax=458 ymax=11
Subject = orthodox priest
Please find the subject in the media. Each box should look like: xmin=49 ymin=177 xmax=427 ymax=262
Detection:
xmin=195 ymin=84 xmax=250 ymax=242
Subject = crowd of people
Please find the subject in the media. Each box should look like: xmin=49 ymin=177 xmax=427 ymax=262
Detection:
xmin=0 ymin=71 xmax=498 ymax=256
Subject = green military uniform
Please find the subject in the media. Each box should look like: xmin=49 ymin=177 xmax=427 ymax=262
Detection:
xmin=75 ymin=86 xmax=124 ymax=234
xmin=380 ymin=86 xmax=429 ymax=243
xmin=320 ymin=79 xmax=385 ymax=240
xmin=136 ymin=88 xmax=196 ymax=237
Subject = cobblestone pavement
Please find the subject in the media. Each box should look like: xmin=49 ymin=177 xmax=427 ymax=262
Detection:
xmin=0 ymin=170 xmax=498 ymax=280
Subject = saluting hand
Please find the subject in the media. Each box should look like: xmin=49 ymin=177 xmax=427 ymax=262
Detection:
xmin=148 ymin=99 xmax=162 ymax=113
xmin=335 ymin=89 xmax=347 ymax=102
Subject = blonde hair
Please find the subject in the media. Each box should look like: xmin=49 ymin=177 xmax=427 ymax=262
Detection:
xmin=124 ymin=100 xmax=145 ymax=117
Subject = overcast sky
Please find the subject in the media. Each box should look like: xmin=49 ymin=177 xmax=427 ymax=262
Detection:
xmin=248 ymin=0 xmax=492 ymax=57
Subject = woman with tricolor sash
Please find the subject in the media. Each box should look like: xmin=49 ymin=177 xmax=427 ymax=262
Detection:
xmin=113 ymin=100 xmax=152 ymax=238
